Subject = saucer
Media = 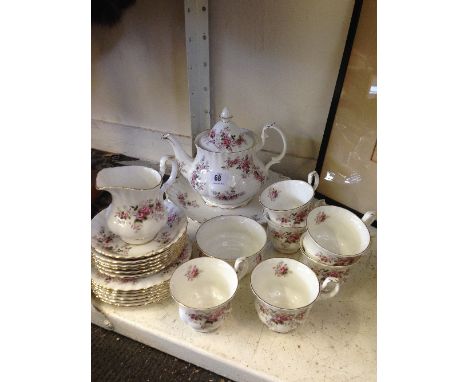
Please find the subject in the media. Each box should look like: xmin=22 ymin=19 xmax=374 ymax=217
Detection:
xmin=92 ymin=200 xmax=187 ymax=260
xmin=91 ymin=241 xmax=192 ymax=291
xmin=165 ymin=171 xmax=289 ymax=224
xmin=91 ymin=232 xmax=188 ymax=278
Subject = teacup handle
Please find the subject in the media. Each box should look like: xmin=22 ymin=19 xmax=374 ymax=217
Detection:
xmin=261 ymin=123 xmax=287 ymax=173
xmin=234 ymin=256 xmax=249 ymax=280
xmin=361 ymin=211 xmax=377 ymax=227
xmin=307 ymin=171 xmax=320 ymax=191
xmin=319 ymin=277 xmax=340 ymax=299
xmin=159 ymin=155 xmax=178 ymax=194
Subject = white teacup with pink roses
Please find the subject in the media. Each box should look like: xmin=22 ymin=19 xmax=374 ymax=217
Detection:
xmin=259 ymin=171 xmax=319 ymax=227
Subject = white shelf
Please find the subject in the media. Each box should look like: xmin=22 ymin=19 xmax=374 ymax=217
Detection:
xmin=92 ymin=219 xmax=376 ymax=382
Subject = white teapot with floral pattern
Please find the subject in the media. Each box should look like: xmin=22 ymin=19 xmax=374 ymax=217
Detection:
xmin=163 ymin=107 xmax=287 ymax=208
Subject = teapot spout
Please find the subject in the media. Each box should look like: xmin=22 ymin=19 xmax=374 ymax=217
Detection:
xmin=162 ymin=133 xmax=194 ymax=177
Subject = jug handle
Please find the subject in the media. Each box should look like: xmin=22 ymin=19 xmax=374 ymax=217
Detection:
xmin=261 ymin=123 xmax=287 ymax=173
xmin=159 ymin=155 xmax=178 ymax=194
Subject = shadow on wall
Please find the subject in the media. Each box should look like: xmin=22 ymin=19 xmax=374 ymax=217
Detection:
xmin=92 ymin=0 xmax=189 ymax=134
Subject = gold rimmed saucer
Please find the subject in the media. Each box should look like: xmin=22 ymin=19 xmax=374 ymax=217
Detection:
xmin=91 ymin=280 xmax=170 ymax=296
xmin=92 ymin=291 xmax=170 ymax=306
xmin=91 ymin=241 xmax=192 ymax=294
xmin=92 ymin=231 xmax=188 ymax=266
xmin=92 ymin=284 xmax=170 ymax=299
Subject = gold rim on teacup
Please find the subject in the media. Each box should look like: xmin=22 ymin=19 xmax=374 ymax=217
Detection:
xmin=299 ymin=235 xmax=358 ymax=270
xmin=169 ymin=257 xmax=239 ymax=311
xmin=259 ymin=171 xmax=319 ymax=212
xmin=305 ymin=206 xmax=376 ymax=264
xmin=249 ymin=258 xmax=321 ymax=312
xmin=195 ymin=215 xmax=267 ymax=279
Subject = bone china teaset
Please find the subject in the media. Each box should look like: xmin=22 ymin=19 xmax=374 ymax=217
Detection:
xmin=91 ymin=107 xmax=376 ymax=332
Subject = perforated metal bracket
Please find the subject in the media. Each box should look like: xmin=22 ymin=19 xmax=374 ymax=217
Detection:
xmin=184 ymin=0 xmax=211 ymax=150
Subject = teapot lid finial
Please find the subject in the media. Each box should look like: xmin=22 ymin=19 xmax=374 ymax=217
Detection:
xmin=196 ymin=106 xmax=255 ymax=152
xmin=220 ymin=107 xmax=233 ymax=121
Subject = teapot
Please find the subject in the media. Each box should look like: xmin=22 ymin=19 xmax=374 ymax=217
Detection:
xmin=162 ymin=107 xmax=287 ymax=208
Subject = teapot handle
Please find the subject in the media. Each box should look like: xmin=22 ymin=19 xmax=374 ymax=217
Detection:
xmin=159 ymin=155 xmax=178 ymax=194
xmin=261 ymin=123 xmax=287 ymax=173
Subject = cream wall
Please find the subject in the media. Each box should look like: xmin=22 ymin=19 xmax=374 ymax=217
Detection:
xmin=210 ymin=0 xmax=354 ymax=163
xmin=92 ymin=0 xmax=354 ymax=179
xmin=92 ymin=0 xmax=190 ymax=136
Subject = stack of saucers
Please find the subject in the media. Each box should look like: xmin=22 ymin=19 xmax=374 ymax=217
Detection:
xmin=259 ymin=171 xmax=319 ymax=253
xmin=92 ymin=241 xmax=192 ymax=306
xmin=91 ymin=200 xmax=190 ymax=306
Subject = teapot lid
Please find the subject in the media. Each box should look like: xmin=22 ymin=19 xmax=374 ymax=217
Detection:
xmin=198 ymin=107 xmax=254 ymax=152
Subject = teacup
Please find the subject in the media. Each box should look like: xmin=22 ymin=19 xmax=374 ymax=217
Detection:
xmin=266 ymin=216 xmax=306 ymax=254
xmin=299 ymin=234 xmax=354 ymax=285
xmin=250 ymin=258 xmax=339 ymax=333
xmin=170 ymin=257 xmax=238 ymax=332
xmin=196 ymin=215 xmax=267 ymax=280
xmin=259 ymin=171 xmax=319 ymax=227
xmin=305 ymin=206 xmax=376 ymax=266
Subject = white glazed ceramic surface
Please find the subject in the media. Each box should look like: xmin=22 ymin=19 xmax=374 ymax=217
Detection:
xmin=250 ymin=258 xmax=322 ymax=333
xmin=170 ymin=257 xmax=238 ymax=332
xmin=96 ymin=160 xmax=178 ymax=244
xmin=162 ymin=107 xmax=287 ymax=208
xmin=299 ymin=236 xmax=353 ymax=286
xmin=196 ymin=215 xmax=266 ymax=279
xmin=266 ymin=217 xmax=306 ymax=254
xmin=166 ymin=170 xmax=288 ymax=223
xmin=305 ymin=206 xmax=376 ymax=266
xmin=92 ymin=200 xmax=187 ymax=260
xmin=260 ymin=171 xmax=319 ymax=227
xmin=92 ymin=241 xmax=192 ymax=291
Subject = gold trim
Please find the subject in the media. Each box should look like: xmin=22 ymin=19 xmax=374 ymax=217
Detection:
xmin=91 ymin=279 xmax=170 ymax=294
xmin=305 ymin=205 xmax=371 ymax=258
xmin=195 ymin=215 xmax=267 ymax=260
xmin=298 ymin=238 xmax=358 ymax=269
xmin=92 ymin=235 xmax=186 ymax=268
xmin=259 ymin=179 xmax=314 ymax=212
xmin=249 ymin=258 xmax=320 ymax=312
xmin=92 ymin=222 xmax=188 ymax=260
xmin=96 ymin=166 xmax=163 ymax=191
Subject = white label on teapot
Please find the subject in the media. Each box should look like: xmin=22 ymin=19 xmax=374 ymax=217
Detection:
xmin=211 ymin=171 xmax=229 ymax=186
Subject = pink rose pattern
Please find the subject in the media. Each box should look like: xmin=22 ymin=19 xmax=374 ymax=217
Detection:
xmin=314 ymin=268 xmax=349 ymax=283
xmin=314 ymin=251 xmax=356 ymax=266
xmin=176 ymin=192 xmax=200 ymax=208
xmin=185 ymin=265 xmax=200 ymax=281
xmin=156 ymin=231 xmax=172 ymax=245
xmin=190 ymin=157 xmax=210 ymax=191
xmin=271 ymin=230 xmax=302 ymax=245
xmin=166 ymin=211 xmax=180 ymax=228
xmin=268 ymin=187 xmax=279 ymax=201
xmin=208 ymin=127 xmax=247 ymax=152
xmin=212 ymin=188 xmax=246 ymax=201
xmin=279 ymin=206 xmax=311 ymax=226
xmin=273 ymin=261 xmax=289 ymax=277
xmin=315 ymin=211 xmax=328 ymax=224
xmin=257 ymin=301 xmax=306 ymax=328
xmin=114 ymin=200 xmax=165 ymax=232
xmin=222 ymin=155 xmax=265 ymax=183
xmin=187 ymin=305 xmax=230 ymax=330
xmin=92 ymin=228 xmax=131 ymax=255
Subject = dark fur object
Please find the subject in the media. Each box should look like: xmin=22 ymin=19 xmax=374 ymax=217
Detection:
xmin=92 ymin=0 xmax=136 ymax=27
